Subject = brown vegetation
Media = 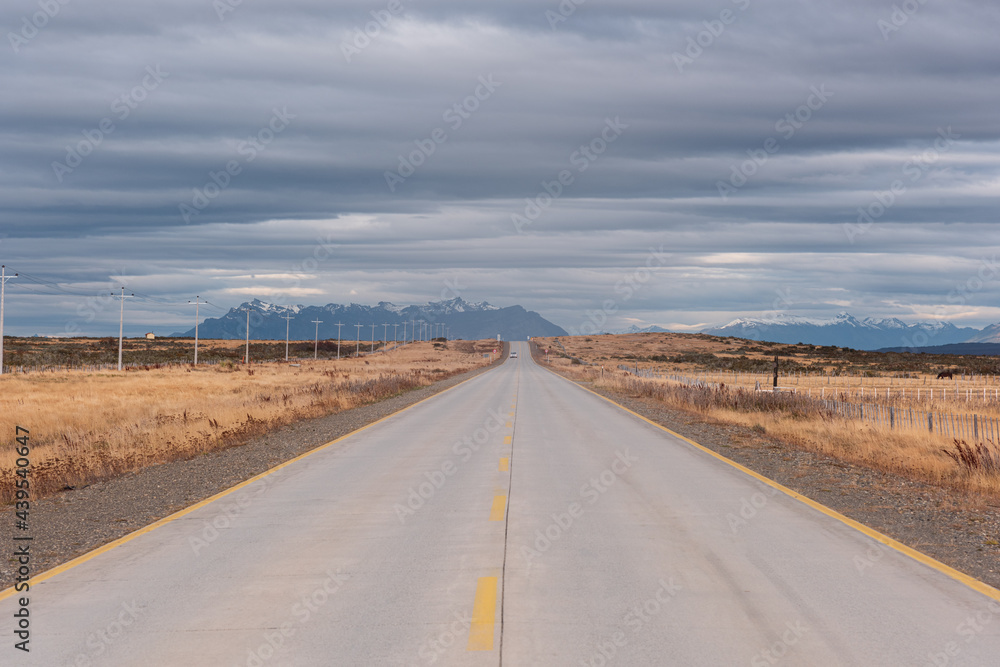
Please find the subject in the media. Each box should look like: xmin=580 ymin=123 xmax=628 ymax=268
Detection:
xmin=535 ymin=335 xmax=1000 ymax=500
xmin=0 ymin=340 xmax=496 ymax=503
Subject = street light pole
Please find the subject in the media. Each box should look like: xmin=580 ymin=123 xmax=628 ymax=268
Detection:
xmin=241 ymin=307 xmax=251 ymax=364
xmin=188 ymin=296 xmax=203 ymax=365
xmin=312 ymin=319 xmax=323 ymax=360
xmin=334 ymin=322 xmax=344 ymax=360
xmin=281 ymin=309 xmax=294 ymax=362
xmin=0 ymin=266 xmax=17 ymax=376
xmin=114 ymin=287 xmax=134 ymax=371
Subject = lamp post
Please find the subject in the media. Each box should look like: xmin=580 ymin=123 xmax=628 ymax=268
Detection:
xmin=114 ymin=287 xmax=134 ymax=371
xmin=189 ymin=297 xmax=203 ymax=365
xmin=281 ymin=309 xmax=294 ymax=362
xmin=312 ymin=319 xmax=323 ymax=360
xmin=0 ymin=266 xmax=17 ymax=376
xmin=241 ymin=307 xmax=251 ymax=364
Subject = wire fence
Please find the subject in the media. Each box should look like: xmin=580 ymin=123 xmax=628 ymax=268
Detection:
xmin=618 ymin=365 xmax=1000 ymax=440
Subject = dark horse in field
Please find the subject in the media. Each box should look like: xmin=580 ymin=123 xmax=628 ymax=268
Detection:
xmin=937 ymin=370 xmax=954 ymax=379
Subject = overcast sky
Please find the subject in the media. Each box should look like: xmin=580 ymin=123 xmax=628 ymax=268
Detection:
xmin=2 ymin=0 xmax=999 ymax=336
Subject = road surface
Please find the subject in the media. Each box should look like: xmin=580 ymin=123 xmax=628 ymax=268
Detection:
xmin=4 ymin=341 xmax=1000 ymax=665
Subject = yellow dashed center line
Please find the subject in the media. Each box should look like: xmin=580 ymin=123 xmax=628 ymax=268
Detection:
xmin=489 ymin=495 xmax=507 ymax=521
xmin=503 ymin=435 xmax=512 ymax=445
xmin=505 ymin=421 xmax=512 ymax=428
xmin=499 ymin=457 xmax=509 ymax=472
xmin=468 ymin=576 xmax=498 ymax=651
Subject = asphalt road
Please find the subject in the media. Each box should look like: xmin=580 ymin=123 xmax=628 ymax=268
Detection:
xmin=4 ymin=341 xmax=1000 ymax=666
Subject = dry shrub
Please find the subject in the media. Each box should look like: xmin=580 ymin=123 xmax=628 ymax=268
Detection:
xmin=944 ymin=440 xmax=1000 ymax=474
xmin=0 ymin=341 xmax=496 ymax=503
xmin=572 ymin=369 xmax=1000 ymax=500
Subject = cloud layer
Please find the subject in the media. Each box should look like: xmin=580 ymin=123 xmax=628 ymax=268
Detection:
xmin=2 ymin=0 xmax=999 ymax=335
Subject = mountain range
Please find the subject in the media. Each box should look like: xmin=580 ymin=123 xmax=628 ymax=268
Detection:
xmin=171 ymin=298 xmax=567 ymax=341
xmin=699 ymin=312 xmax=983 ymax=350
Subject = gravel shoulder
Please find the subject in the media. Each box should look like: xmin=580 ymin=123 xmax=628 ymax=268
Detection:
xmin=1 ymin=352 xmax=506 ymax=591
xmin=576 ymin=379 xmax=1000 ymax=591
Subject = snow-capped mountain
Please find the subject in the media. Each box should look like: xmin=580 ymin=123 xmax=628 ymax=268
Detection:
xmin=600 ymin=324 xmax=672 ymax=335
xmin=701 ymin=312 xmax=977 ymax=350
xmin=963 ymin=323 xmax=1000 ymax=344
xmin=172 ymin=297 xmax=564 ymax=341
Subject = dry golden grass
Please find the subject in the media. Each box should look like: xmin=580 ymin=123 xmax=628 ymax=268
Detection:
xmin=0 ymin=340 xmax=497 ymax=502
xmin=538 ymin=333 xmax=1000 ymax=418
xmin=540 ymin=347 xmax=1000 ymax=501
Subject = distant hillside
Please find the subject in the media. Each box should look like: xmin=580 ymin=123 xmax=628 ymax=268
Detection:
xmin=702 ymin=312 xmax=977 ymax=351
xmin=172 ymin=297 xmax=566 ymax=341
xmin=877 ymin=343 xmax=1000 ymax=356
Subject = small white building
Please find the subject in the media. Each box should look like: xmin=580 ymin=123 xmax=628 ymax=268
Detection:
xmin=145 ymin=332 xmax=156 ymax=340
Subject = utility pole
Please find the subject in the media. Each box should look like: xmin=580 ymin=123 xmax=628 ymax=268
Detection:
xmin=370 ymin=323 xmax=375 ymax=352
xmin=281 ymin=310 xmax=294 ymax=361
xmin=410 ymin=319 xmax=415 ymax=343
xmin=355 ymin=323 xmax=363 ymax=356
xmin=188 ymin=296 xmax=203 ymax=365
xmin=0 ymin=266 xmax=16 ymax=376
xmin=114 ymin=287 xmax=134 ymax=371
xmin=312 ymin=319 xmax=323 ymax=360
xmin=382 ymin=323 xmax=389 ymax=346
xmin=402 ymin=321 xmax=408 ymax=344
xmin=334 ymin=322 xmax=344 ymax=360
xmin=393 ymin=323 xmax=399 ymax=346
xmin=241 ymin=307 xmax=252 ymax=364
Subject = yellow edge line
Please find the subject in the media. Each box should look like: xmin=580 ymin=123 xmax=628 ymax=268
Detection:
xmin=467 ymin=576 xmax=498 ymax=651
xmin=0 ymin=365 xmax=497 ymax=603
xmin=489 ymin=495 xmax=507 ymax=521
xmin=544 ymin=366 xmax=1000 ymax=603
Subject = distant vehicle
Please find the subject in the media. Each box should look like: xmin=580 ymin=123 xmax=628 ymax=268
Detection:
xmin=510 ymin=352 xmax=517 ymax=358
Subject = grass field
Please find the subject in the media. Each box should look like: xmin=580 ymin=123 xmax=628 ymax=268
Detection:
xmin=0 ymin=335 xmax=388 ymax=370
xmin=535 ymin=334 xmax=1000 ymax=501
xmin=0 ymin=339 xmax=497 ymax=503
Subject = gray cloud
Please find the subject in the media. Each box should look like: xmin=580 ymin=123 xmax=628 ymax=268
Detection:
xmin=2 ymin=0 xmax=999 ymax=335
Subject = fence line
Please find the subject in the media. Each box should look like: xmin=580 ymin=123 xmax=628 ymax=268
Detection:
xmin=617 ymin=365 xmax=998 ymax=440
